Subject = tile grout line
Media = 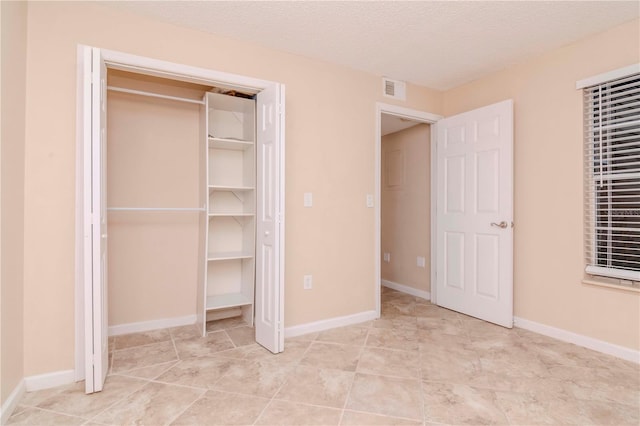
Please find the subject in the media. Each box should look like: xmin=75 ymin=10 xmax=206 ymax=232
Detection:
xmin=162 ymin=387 xmax=207 ymax=426
xmin=337 ymin=327 xmax=369 ymax=425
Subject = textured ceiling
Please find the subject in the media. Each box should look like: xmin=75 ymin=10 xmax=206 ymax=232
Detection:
xmin=104 ymin=1 xmax=639 ymax=90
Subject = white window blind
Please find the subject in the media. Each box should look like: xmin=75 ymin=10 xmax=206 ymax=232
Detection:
xmin=584 ymin=71 xmax=640 ymax=282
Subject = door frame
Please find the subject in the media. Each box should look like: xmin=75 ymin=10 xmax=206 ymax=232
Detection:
xmin=375 ymin=103 xmax=442 ymax=317
xmin=75 ymin=45 xmax=286 ymax=383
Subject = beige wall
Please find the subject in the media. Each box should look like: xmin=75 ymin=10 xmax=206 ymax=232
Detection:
xmin=22 ymin=2 xmax=442 ymax=376
xmin=1 ymin=0 xmax=27 ymax=404
xmin=381 ymin=124 xmax=430 ymax=292
xmin=443 ymin=18 xmax=640 ymax=350
xmin=106 ymin=72 xmax=202 ymax=326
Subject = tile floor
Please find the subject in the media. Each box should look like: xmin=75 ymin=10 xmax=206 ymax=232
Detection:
xmin=8 ymin=287 xmax=640 ymax=425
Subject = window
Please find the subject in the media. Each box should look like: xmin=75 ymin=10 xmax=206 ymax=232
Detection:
xmin=582 ymin=68 xmax=640 ymax=283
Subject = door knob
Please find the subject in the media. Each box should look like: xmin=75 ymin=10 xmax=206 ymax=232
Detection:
xmin=264 ymin=230 xmax=270 ymax=236
xmin=491 ymin=221 xmax=508 ymax=229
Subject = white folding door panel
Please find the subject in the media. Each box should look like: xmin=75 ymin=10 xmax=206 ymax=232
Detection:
xmin=255 ymin=85 xmax=285 ymax=353
xmin=83 ymin=46 xmax=109 ymax=393
xmin=436 ymin=100 xmax=513 ymax=328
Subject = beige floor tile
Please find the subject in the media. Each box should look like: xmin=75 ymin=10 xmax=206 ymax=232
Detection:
xmin=381 ymin=301 xmax=416 ymax=317
xmin=170 ymin=390 xmax=269 ymax=425
xmin=300 ymin=341 xmax=362 ymax=371
xmin=206 ymin=316 xmax=248 ymax=332
xmin=416 ymin=316 xmax=465 ymax=336
xmin=371 ymin=315 xmax=418 ymax=330
xmin=215 ymin=343 xmax=266 ymax=359
xmin=366 ymin=327 xmax=421 ymax=352
xmin=168 ymin=324 xmax=201 ymax=341
xmin=6 ymin=407 xmax=86 ymax=425
xmin=346 ymin=373 xmax=423 ymax=420
xmin=213 ymin=359 xmax=294 ymax=398
xmin=286 ymin=331 xmax=320 ymax=342
xmin=255 ymin=400 xmax=342 ymax=425
xmin=91 ymin=382 xmax=204 ymax=425
xmin=113 ymin=329 xmax=171 ymax=350
xmin=340 ymin=410 xmax=422 ymax=425
xmin=111 ymin=360 xmax=179 ymax=380
xmin=420 ymin=344 xmax=481 ymax=383
xmin=225 ymin=326 xmax=256 ymax=347
xmin=496 ymin=390 xmax=639 ymax=426
xmin=12 ymin=287 xmax=636 ymax=426
xmin=31 ymin=376 xmax=148 ymax=419
xmin=549 ymin=364 xmax=640 ymax=407
xmin=245 ymin=339 xmax=312 ymax=364
xmin=112 ymin=340 xmax=177 ymax=373
xmin=494 ymin=391 xmax=568 ymax=425
xmin=275 ymin=365 xmax=354 ymax=408
xmin=422 ymin=381 xmax=508 ymax=425
xmin=413 ymin=303 xmax=460 ymax=320
xmin=316 ymin=325 xmax=369 ymax=345
xmin=174 ymin=330 xmax=235 ymax=358
xmin=155 ymin=357 xmax=241 ymax=389
xmin=357 ymin=347 xmax=420 ymax=378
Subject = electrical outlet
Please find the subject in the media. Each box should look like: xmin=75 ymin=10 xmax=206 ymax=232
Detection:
xmin=417 ymin=256 xmax=426 ymax=268
xmin=303 ymin=275 xmax=313 ymax=289
xmin=383 ymin=252 xmax=391 ymax=263
xmin=304 ymin=192 xmax=313 ymax=207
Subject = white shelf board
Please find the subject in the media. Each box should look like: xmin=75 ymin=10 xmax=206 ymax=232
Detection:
xmin=208 ymin=137 xmax=254 ymax=151
xmin=206 ymin=293 xmax=252 ymax=311
xmin=208 ymin=251 xmax=254 ymax=261
xmin=208 ymin=185 xmax=255 ymax=193
xmin=208 ymin=213 xmax=255 ymax=217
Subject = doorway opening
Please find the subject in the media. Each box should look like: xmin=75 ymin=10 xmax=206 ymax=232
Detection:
xmin=374 ymin=104 xmax=441 ymax=317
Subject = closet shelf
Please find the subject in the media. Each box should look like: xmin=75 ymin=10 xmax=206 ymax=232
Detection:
xmin=207 ymin=251 xmax=254 ymax=261
xmin=208 ymin=137 xmax=254 ymax=151
xmin=208 ymin=185 xmax=255 ymax=193
xmin=208 ymin=212 xmax=255 ymax=217
xmin=206 ymin=293 xmax=253 ymax=311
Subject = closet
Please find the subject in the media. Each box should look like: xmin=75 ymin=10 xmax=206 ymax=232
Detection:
xmin=80 ymin=46 xmax=284 ymax=394
xmin=107 ymin=70 xmax=258 ymax=338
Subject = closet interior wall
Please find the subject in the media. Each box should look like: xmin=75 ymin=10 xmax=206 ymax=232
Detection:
xmin=106 ymin=70 xmax=207 ymax=327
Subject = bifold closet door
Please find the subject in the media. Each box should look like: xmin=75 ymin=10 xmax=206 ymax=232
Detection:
xmin=255 ymin=85 xmax=284 ymax=354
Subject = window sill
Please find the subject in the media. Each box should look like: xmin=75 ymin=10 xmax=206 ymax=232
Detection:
xmin=582 ymin=278 xmax=640 ymax=293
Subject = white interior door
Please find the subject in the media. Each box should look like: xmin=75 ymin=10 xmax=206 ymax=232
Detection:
xmin=435 ymin=100 xmax=513 ymax=328
xmin=84 ymin=47 xmax=109 ymax=393
xmin=255 ymin=85 xmax=285 ymax=353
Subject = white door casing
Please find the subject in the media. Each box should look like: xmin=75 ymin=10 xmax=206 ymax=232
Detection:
xmin=255 ymin=84 xmax=285 ymax=353
xmin=435 ymin=100 xmax=513 ymax=328
xmin=78 ymin=46 xmax=286 ymax=391
xmin=85 ymin=46 xmax=109 ymax=393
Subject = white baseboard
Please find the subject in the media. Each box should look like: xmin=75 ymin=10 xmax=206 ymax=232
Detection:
xmin=108 ymin=314 xmax=197 ymax=336
xmin=513 ymin=316 xmax=639 ymax=364
xmin=285 ymin=310 xmax=377 ymax=338
xmin=381 ymin=279 xmax=430 ymax=301
xmin=1 ymin=379 xmax=26 ymax=424
xmin=24 ymin=369 xmax=75 ymax=392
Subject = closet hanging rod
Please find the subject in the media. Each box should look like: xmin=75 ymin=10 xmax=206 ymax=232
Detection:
xmin=107 ymin=207 xmax=205 ymax=212
xmin=107 ymin=86 xmax=205 ymax=105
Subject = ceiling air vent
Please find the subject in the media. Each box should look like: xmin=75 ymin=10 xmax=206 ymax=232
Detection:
xmin=383 ymin=77 xmax=406 ymax=101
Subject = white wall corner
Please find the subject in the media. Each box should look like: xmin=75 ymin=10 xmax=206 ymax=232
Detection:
xmin=381 ymin=279 xmax=431 ymax=301
xmin=285 ymin=310 xmax=377 ymax=338
xmin=1 ymin=379 xmax=26 ymax=424
xmin=24 ymin=370 xmax=76 ymax=393
xmin=513 ymin=316 xmax=640 ymax=364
